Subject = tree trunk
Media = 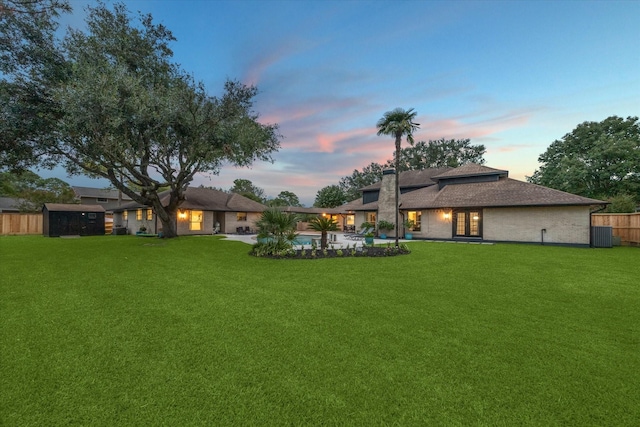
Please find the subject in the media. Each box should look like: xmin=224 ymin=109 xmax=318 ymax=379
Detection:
xmin=154 ymin=203 xmax=178 ymax=238
xmin=321 ymin=231 xmax=327 ymax=250
xmin=395 ymin=134 xmax=401 ymax=248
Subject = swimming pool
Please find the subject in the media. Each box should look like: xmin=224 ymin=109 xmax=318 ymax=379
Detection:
xmin=256 ymin=234 xmax=321 ymax=245
xmin=293 ymin=234 xmax=320 ymax=245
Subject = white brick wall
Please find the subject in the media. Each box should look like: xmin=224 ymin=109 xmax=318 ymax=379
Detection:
xmin=410 ymin=209 xmax=451 ymax=239
xmin=400 ymin=206 xmax=590 ymax=245
xmin=483 ymin=206 xmax=590 ymax=244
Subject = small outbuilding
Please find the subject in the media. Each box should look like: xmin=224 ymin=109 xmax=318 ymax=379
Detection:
xmin=42 ymin=203 xmax=106 ymax=237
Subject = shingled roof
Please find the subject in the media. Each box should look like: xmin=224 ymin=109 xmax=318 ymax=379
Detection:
xmin=360 ymin=167 xmax=452 ymax=191
xmin=338 ymin=164 xmax=606 ymax=211
xmin=72 ymin=186 xmax=133 ymax=201
xmin=112 ymin=187 xmax=267 ymax=212
xmin=432 ymin=164 xmax=508 ymax=180
xmin=43 ymin=203 xmax=106 ymax=212
xmin=401 ymin=177 xmax=605 ymax=209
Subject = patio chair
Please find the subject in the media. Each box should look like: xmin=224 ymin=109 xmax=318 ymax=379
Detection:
xmin=236 ymin=226 xmax=245 ymax=234
xmin=346 ymin=227 xmax=372 ymax=240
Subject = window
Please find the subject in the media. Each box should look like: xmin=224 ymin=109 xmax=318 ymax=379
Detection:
xmin=97 ymin=198 xmax=108 ymax=203
xmin=88 ymin=213 xmax=97 ymax=219
xmin=237 ymin=212 xmax=247 ymax=222
xmin=453 ymin=209 xmax=482 ymax=238
xmin=146 ymin=209 xmax=153 ymax=220
xmin=366 ymin=212 xmax=377 ymax=226
xmin=345 ymin=214 xmax=355 ymax=226
xmin=136 ymin=209 xmax=142 ymax=221
xmin=123 ymin=211 xmax=128 ymax=220
xmin=190 ymin=210 xmax=203 ymax=231
xmin=407 ymin=211 xmax=421 ymax=231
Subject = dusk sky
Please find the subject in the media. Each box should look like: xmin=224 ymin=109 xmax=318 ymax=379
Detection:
xmin=45 ymin=0 xmax=640 ymax=206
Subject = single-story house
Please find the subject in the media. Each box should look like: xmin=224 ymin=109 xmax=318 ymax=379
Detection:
xmin=111 ymin=187 xmax=267 ymax=235
xmin=0 ymin=197 xmax=22 ymax=213
xmin=336 ymin=164 xmax=607 ymax=247
xmin=72 ymin=186 xmax=133 ymax=211
xmin=42 ymin=203 xmax=106 ymax=237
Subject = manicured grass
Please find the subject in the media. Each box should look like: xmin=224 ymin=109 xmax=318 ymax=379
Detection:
xmin=1 ymin=236 xmax=638 ymax=425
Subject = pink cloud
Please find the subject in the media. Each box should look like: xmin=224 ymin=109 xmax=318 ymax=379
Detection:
xmin=315 ymin=128 xmax=374 ymax=152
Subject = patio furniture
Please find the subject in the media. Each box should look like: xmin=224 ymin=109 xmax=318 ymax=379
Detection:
xmin=345 ymin=227 xmax=372 ymax=240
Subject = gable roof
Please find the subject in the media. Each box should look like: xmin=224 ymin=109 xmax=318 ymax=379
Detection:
xmin=401 ymin=177 xmax=604 ymax=209
xmin=359 ymin=167 xmax=452 ymax=191
xmin=43 ymin=203 xmax=106 ymax=212
xmin=72 ymin=186 xmax=133 ymax=201
xmin=111 ymin=187 xmax=267 ymax=212
xmin=432 ymin=164 xmax=508 ymax=180
xmin=0 ymin=197 xmax=22 ymax=212
xmin=337 ymin=164 xmax=607 ymax=211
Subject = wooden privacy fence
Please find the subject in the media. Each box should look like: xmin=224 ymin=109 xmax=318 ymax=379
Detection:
xmin=592 ymin=213 xmax=640 ymax=245
xmin=0 ymin=213 xmax=43 ymax=235
xmin=1 ymin=213 xmax=114 ymax=235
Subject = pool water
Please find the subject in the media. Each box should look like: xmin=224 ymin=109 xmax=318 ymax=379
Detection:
xmin=257 ymin=234 xmax=321 ymax=245
xmin=293 ymin=234 xmax=319 ymax=245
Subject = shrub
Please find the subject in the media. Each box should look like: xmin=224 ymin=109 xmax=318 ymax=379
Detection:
xmin=377 ymin=220 xmax=395 ymax=231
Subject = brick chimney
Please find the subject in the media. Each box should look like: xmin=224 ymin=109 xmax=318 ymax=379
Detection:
xmin=377 ymin=169 xmax=397 ymax=237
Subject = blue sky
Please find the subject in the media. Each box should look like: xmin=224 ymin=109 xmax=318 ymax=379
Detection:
xmin=46 ymin=0 xmax=640 ymax=206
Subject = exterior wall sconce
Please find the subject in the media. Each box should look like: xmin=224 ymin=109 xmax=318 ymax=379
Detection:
xmin=178 ymin=210 xmax=188 ymax=220
xmin=443 ymin=212 xmax=450 ymax=220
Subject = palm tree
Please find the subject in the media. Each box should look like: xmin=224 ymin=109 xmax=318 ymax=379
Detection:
xmin=308 ymin=216 xmax=338 ymax=250
xmin=255 ymin=208 xmax=299 ymax=253
xmin=376 ymin=108 xmax=420 ymax=247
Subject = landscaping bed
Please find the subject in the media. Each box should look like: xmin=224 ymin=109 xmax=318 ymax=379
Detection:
xmin=250 ymin=244 xmax=411 ymax=259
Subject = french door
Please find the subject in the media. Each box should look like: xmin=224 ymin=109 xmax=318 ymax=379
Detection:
xmin=453 ymin=209 xmax=482 ymax=238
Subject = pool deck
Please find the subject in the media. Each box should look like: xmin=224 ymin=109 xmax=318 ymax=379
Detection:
xmin=221 ymin=232 xmax=410 ymax=248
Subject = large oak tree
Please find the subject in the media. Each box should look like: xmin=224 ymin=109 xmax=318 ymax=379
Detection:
xmin=0 ymin=0 xmax=71 ymax=171
xmin=2 ymin=2 xmax=280 ymax=237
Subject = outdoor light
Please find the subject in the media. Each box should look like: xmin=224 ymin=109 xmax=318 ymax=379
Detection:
xmin=443 ymin=212 xmax=450 ymax=219
xmin=178 ymin=210 xmax=187 ymax=220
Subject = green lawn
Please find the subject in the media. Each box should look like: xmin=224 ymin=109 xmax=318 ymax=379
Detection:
xmin=1 ymin=235 xmax=638 ymax=425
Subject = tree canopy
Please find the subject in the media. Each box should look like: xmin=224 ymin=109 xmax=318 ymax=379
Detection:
xmin=0 ymin=0 xmax=71 ymax=172
xmin=390 ymin=138 xmax=485 ymax=171
xmin=229 ymin=179 xmax=266 ymax=203
xmin=313 ymin=185 xmax=346 ymax=208
xmin=339 ymin=162 xmax=386 ymax=202
xmin=1 ymin=2 xmax=281 ymax=237
xmin=528 ymin=116 xmax=640 ymax=202
xmin=0 ymin=171 xmax=76 ymax=212
xmin=267 ymin=190 xmax=302 ymax=207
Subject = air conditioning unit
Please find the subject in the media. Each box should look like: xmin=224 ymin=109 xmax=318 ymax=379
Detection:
xmin=591 ymin=226 xmax=612 ymax=248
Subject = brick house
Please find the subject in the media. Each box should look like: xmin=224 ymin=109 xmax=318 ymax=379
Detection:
xmin=338 ymin=164 xmax=606 ymax=246
xmin=111 ymin=187 xmax=267 ymax=235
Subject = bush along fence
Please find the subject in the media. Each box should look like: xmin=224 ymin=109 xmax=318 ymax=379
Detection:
xmin=592 ymin=213 xmax=640 ymax=246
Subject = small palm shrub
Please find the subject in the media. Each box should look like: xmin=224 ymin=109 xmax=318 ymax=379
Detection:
xmin=251 ymin=208 xmax=299 ymax=257
xmin=308 ymin=216 xmax=338 ymax=250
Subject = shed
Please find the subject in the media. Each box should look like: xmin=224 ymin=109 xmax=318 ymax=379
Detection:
xmin=42 ymin=203 xmax=106 ymax=237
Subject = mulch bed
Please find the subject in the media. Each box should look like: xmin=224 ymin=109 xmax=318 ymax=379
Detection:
xmin=251 ymin=245 xmax=411 ymax=259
